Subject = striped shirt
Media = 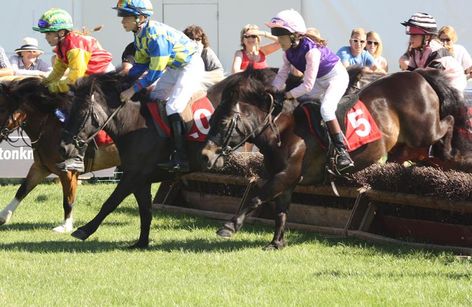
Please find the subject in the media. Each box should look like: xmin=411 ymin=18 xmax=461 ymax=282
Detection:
xmin=129 ymin=20 xmax=197 ymax=92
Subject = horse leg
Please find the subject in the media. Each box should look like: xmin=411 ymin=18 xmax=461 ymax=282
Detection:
xmin=71 ymin=172 xmax=138 ymax=241
xmin=264 ymin=188 xmax=294 ymax=251
xmin=129 ymin=182 xmax=153 ymax=249
xmin=434 ymin=115 xmax=455 ymax=160
xmin=52 ymin=171 xmax=79 ymax=233
xmin=0 ymin=163 xmax=49 ymax=225
xmin=217 ymin=191 xmax=264 ymax=238
xmin=217 ymin=156 xmax=303 ymax=240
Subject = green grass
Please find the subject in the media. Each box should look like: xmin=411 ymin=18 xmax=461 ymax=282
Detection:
xmin=0 ymin=182 xmax=471 ymax=306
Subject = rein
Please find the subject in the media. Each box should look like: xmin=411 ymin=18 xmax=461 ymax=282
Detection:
xmin=0 ymin=112 xmax=47 ymax=148
xmin=217 ymin=93 xmax=281 ymax=157
xmin=68 ymin=86 xmax=125 ymax=150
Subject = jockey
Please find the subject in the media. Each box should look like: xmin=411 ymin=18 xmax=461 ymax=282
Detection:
xmin=33 ymin=8 xmax=113 ymax=93
xmin=113 ymin=0 xmax=204 ymax=173
xmin=33 ymin=8 xmax=114 ymax=173
xmin=266 ymin=9 xmax=354 ymax=173
xmin=402 ymin=12 xmax=467 ymax=92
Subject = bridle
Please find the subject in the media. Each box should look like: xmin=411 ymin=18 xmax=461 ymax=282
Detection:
xmin=213 ymin=93 xmax=281 ymax=158
xmin=65 ymin=85 xmax=125 ymax=150
xmin=0 ymin=110 xmax=46 ymax=148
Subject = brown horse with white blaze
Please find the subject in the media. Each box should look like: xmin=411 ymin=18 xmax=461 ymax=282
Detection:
xmin=202 ymin=67 xmax=470 ymax=249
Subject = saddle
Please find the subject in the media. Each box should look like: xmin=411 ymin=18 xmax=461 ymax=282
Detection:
xmin=295 ymin=93 xmax=382 ymax=151
xmin=145 ymin=90 xmax=214 ymax=142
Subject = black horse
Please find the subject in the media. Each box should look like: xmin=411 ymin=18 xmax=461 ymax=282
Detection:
xmin=58 ymin=70 xmax=261 ymax=247
xmin=202 ymin=67 xmax=471 ymax=249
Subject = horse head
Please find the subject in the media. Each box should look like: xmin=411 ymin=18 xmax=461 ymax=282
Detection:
xmin=0 ymin=77 xmax=68 ymax=142
xmin=60 ymin=72 xmax=131 ymax=161
xmin=202 ymin=67 xmax=281 ymax=169
xmin=0 ymin=81 xmax=30 ymax=141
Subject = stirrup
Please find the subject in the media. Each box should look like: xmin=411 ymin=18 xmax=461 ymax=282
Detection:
xmin=57 ymin=158 xmax=84 ymax=173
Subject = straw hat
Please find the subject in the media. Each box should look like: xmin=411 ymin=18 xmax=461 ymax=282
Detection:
xmin=15 ymin=37 xmax=43 ymax=54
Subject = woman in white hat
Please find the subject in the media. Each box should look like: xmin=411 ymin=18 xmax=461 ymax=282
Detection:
xmin=9 ymin=37 xmax=51 ymax=76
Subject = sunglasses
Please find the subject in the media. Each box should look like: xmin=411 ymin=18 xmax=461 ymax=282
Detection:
xmin=244 ymin=35 xmax=258 ymax=39
xmin=440 ymin=38 xmax=451 ymax=43
xmin=350 ymin=39 xmax=366 ymax=44
xmin=367 ymin=40 xmax=379 ymax=46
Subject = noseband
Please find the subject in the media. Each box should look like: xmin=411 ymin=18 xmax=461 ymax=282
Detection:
xmin=215 ymin=93 xmax=281 ymax=157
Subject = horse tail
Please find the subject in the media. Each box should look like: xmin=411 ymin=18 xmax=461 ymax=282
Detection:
xmin=414 ymin=69 xmax=468 ymax=128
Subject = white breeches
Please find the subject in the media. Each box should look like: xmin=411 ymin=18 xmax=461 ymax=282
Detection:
xmin=299 ymin=61 xmax=349 ymax=122
xmin=150 ymin=55 xmax=205 ymax=115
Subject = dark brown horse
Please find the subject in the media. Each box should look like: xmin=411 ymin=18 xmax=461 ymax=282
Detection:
xmin=58 ymin=72 xmax=234 ymax=248
xmin=0 ymin=77 xmax=120 ymax=232
xmin=201 ymin=67 xmax=471 ymax=249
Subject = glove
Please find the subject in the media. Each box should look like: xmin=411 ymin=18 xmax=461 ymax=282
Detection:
xmin=47 ymin=80 xmax=70 ymax=93
xmin=272 ymin=91 xmax=285 ymax=115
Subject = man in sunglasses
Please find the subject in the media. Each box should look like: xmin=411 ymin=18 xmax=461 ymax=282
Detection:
xmin=401 ymin=12 xmax=466 ymax=92
xmin=114 ymin=0 xmax=204 ymax=172
xmin=336 ymin=28 xmax=376 ymax=70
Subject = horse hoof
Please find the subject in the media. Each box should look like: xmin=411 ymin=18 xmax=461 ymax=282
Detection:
xmin=216 ymin=227 xmax=234 ymax=238
xmin=128 ymin=241 xmax=149 ymax=249
xmin=52 ymin=224 xmax=73 ymax=233
xmin=71 ymin=229 xmax=90 ymax=241
xmin=0 ymin=210 xmax=13 ymax=225
xmin=263 ymin=240 xmax=286 ymax=251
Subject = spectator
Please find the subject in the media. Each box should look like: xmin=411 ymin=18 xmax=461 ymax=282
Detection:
xmin=231 ymin=24 xmax=280 ymax=73
xmin=366 ymin=31 xmax=388 ymax=73
xmin=401 ymin=12 xmax=466 ymax=91
xmin=0 ymin=47 xmax=14 ymax=77
xmin=9 ymin=37 xmax=51 ymax=77
xmin=336 ymin=28 xmax=376 ymax=70
xmin=183 ymin=24 xmax=225 ymax=89
xmin=438 ymin=25 xmax=472 ymax=78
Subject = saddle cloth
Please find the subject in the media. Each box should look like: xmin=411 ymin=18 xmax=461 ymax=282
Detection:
xmin=300 ymin=94 xmax=382 ymax=152
xmin=146 ymin=91 xmax=214 ymax=142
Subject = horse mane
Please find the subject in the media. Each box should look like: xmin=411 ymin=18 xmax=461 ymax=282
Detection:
xmin=346 ymin=65 xmax=387 ymax=95
xmin=5 ymin=77 xmax=71 ymax=113
xmin=414 ymin=69 xmax=468 ymax=129
xmin=74 ymin=72 xmax=135 ymax=109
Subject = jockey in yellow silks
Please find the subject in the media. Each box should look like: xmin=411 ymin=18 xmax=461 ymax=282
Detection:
xmin=33 ymin=8 xmax=113 ymax=93
xmin=113 ymin=0 xmax=204 ymax=172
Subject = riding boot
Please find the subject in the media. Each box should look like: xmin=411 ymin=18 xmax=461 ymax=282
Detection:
xmin=331 ymin=132 xmax=354 ymax=173
xmin=157 ymin=114 xmax=190 ymax=172
xmin=57 ymin=153 xmax=85 ymax=173
xmin=326 ymin=119 xmax=354 ymax=173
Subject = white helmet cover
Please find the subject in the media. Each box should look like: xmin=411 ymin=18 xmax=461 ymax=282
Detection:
xmin=265 ymin=9 xmax=307 ymax=35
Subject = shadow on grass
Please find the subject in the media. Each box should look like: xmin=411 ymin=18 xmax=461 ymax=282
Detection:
xmin=311 ymin=268 xmax=472 ymax=280
xmin=0 ymin=222 xmax=60 ymax=232
xmin=0 ymin=236 xmax=270 ymax=254
xmin=152 ymin=211 xmax=454 ymax=257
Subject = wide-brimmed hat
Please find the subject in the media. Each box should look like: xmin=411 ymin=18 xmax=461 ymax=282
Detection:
xmin=15 ymin=37 xmax=43 ymax=54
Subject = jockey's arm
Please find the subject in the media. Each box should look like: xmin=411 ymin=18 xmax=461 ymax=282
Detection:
xmin=288 ymin=49 xmax=320 ymax=98
xmin=45 ymin=57 xmax=68 ymax=84
xmin=130 ymin=38 xmax=169 ymax=93
xmin=46 ymin=49 xmax=90 ymax=93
